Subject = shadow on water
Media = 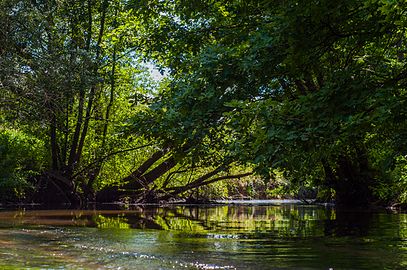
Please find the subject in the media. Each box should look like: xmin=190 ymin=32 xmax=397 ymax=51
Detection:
xmin=0 ymin=203 xmax=406 ymax=269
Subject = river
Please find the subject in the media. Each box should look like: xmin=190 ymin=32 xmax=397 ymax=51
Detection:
xmin=0 ymin=202 xmax=406 ymax=269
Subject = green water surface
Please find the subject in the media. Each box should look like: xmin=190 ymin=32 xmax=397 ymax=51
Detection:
xmin=0 ymin=203 xmax=405 ymax=269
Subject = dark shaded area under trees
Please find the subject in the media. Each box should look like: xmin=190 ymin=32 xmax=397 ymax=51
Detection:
xmin=1 ymin=0 xmax=407 ymax=208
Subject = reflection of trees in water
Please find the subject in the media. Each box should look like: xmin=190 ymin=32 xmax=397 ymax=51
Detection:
xmin=0 ymin=208 xmax=405 ymax=270
xmin=5 ymin=206 xmax=405 ymax=241
xmin=324 ymin=210 xmax=373 ymax=237
xmin=0 ymin=206 xmax=333 ymax=238
xmin=130 ymin=205 xmax=337 ymax=238
xmin=1 ymin=207 xmax=405 ymax=270
xmin=400 ymin=214 xmax=407 ymax=239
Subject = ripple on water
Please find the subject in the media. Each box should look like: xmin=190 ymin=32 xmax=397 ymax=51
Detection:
xmin=74 ymin=243 xmax=236 ymax=270
xmin=0 ymin=205 xmax=406 ymax=269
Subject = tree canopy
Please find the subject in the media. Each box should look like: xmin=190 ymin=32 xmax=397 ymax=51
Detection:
xmin=1 ymin=0 xmax=407 ymax=206
xmin=127 ymin=0 xmax=407 ymax=205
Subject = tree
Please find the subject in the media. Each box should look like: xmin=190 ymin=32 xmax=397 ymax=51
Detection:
xmin=2 ymin=0 xmax=406 ymax=206
xmin=126 ymin=0 xmax=407 ymax=205
xmin=0 ymin=0 xmax=154 ymax=204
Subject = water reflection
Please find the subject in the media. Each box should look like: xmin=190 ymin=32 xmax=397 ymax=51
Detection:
xmin=0 ymin=205 xmax=336 ymax=236
xmin=0 ymin=204 xmax=406 ymax=269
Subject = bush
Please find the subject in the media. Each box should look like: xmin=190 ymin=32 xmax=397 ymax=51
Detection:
xmin=0 ymin=129 xmax=47 ymax=202
xmin=373 ymin=155 xmax=407 ymax=206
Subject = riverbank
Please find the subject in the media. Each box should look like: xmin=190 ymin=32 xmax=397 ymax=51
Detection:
xmin=3 ymin=199 xmax=406 ymax=213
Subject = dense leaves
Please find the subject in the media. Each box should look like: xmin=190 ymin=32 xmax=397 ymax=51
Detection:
xmin=128 ymin=0 xmax=407 ymax=205
xmin=0 ymin=0 xmax=156 ymax=204
xmin=0 ymin=129 xmax=46 ymax=201
xmin=1 ymin=0 xmax=407 ymax=206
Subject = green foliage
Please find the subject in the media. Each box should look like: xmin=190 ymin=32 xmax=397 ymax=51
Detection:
xmin=1 ymin=0 xmax=407 ymax=205
xmin=128 ymin=0 xmax=407 ymax=205
xmin=374 ymin=155 xmax=407 ymax=205
xmin=0 ymin=0 xmax=161 ymax=202
xmin=0 ymin=129 xmax=46 ymax=201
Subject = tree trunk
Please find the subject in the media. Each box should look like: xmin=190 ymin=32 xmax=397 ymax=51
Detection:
xmin=332 ymin=153 xmax=374 ymax=206
xmin=96 ymin=149 xmax=171 ymax=202
xmin=159 ymin=171 xmax=253 ymax=201
xmin=33 ymin=172 xmax=81 ymax=206
xmin=50 ymin=115 xmax=59 ymax=171
xmin=121 ymin=150 xmax=168 ymax=186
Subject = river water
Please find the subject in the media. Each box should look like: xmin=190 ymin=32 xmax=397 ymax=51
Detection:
xmin=0 ymin=202 xmax=405 ymax=269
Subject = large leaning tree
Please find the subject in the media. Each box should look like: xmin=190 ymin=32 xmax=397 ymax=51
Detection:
xmin=0 ymin=0 xmax=254 ymax=204
xmin=1 ymin=0 xmax=406 ymax=206
xmin=125 ymin=0 xmax=407 ymax=206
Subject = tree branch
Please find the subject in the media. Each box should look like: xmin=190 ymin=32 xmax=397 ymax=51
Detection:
xmin=158 ymin=165 xmax=253 ymax=200
xmin=72 ymin=143 xmax=154 ymax=179
xmin=121 ymin=148 xmax=169 ymax=184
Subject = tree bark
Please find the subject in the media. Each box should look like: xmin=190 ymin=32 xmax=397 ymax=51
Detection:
xmin=50 ymin=114 xmax=59 ymax=171
xmin=73 ymin=0 xmax=109 ymax=171
xmin=121 ymin=149 xmax=168 ymax=185
xmin=332 ymin=150 xmax=374 ymax=206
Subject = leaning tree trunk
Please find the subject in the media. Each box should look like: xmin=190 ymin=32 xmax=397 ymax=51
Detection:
xmin=95 ymin=149 xmax=175 ymax=203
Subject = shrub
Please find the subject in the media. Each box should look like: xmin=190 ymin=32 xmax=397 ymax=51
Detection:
xmin=0 ymin=129 xmax=47 ymax=202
